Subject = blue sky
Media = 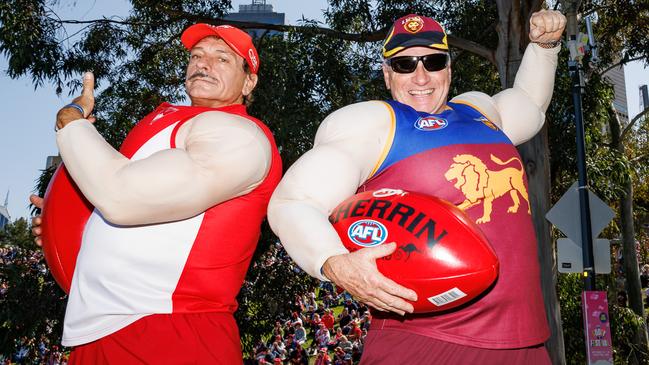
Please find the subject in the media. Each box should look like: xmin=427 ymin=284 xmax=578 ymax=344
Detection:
xmin=0 ymin=0 xmax=327 ymax=220
xmin=0 ymin=1 xmax=647 ymax=220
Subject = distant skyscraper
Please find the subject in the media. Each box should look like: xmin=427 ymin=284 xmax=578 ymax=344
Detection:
xmin=0 ymin=190 xmax=10 ymax=229
xmin=640 ymin=85 xmax=648 ymax=115
xmin=603 ymin=65 xmax=628 ymax=124
xmin=225 ymin=0 xmax=285 ymax=38
xmin=46 ymin=155 xmax=62 ymax=170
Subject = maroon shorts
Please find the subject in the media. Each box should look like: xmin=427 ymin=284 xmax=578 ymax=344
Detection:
xmin=360 ymin=329 xmax=550 ymax=365
xmin=68 ymin=312 xmax=242 ymax=365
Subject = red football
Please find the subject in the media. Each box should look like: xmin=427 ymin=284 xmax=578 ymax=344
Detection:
xmin=41 ymin=164 xmax=93 ymax=293
xmin=329 ymin=188 xmax=499 ymax=313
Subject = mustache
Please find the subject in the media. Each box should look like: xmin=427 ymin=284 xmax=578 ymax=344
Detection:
xmin=187 ymin=71 xmax=217 ymax=82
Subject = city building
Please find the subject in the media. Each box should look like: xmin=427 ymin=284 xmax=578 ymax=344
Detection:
xmin=603 ymin=65 xmax=628 ymax=124
xmin=225 ymin=0 xmax=285 ymax=38
xmin=639 ymin=84 xmax=648 ymax=117
xmin=0 ymin=191 xmax=10 ymax=229
xmin=46 ymin=155 xmax=62 ymax=170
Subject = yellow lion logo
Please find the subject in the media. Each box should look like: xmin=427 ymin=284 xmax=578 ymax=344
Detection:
xmin=444 ymin=154 xmax=530 ymax=224
xmin=404 ymin=16 xmax=424 ymax=33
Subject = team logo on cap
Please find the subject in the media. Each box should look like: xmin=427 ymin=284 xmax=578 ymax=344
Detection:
xmin=348 ymin=220 xmax=388 ymax=247
xmin=403 ymin=16 xmax=424 ymax=33
xmin=415 ymin=116 xmax=448 ymax=131
xmin=248 ymin=48 xmax=258 ymax=70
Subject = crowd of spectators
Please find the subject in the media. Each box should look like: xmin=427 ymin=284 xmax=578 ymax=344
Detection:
xmin=252 ymin=283 xmax=371 ymax=365
xmin=1 ymin=247 xmax=70 ymax=364
xmin=2 ymin=242 xmax=371 ymax=364
xmin=0 ymin=335 xmax=68 ymax=365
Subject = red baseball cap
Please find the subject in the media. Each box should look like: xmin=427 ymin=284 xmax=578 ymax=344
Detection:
xmin=382 ymin=14 xmax=448 ymax=58
xmin=181 ymin=23 xmax=260 ymax=74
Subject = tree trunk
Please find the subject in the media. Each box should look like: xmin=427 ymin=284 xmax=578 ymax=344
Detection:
xmin=621 ymin=182 xmax=648 ymax=365
xmin=621 ymin=182 xmax=644 ymax=317
xmin=518 ymin=128 xmax=566 ymax=365
xmin=608 ymin=107 xmax=648 ymax=364
xmin=495 ymin=1 xmax=566 ymax=363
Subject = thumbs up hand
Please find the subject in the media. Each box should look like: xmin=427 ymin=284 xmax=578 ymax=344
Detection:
xmin=56 ymin=72 xmax=96 ymax=130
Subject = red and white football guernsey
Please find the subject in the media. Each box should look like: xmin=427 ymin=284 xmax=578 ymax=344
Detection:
xmin=62 ymin=103 xmax=282 ymax=347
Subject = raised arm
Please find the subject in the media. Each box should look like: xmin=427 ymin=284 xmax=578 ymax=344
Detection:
xmin=54 ymin=74 xmax=270 ymax=225
xmin=452 ymin=10 xmax=565 ymax=145
xmin=268 ymin=101 xmax=417 ymax=315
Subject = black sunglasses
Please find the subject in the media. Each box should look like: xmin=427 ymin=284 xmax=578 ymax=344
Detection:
xmin=387 ymin=53 xmax=449 ymax=74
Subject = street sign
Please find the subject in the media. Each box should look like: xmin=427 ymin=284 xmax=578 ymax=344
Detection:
xmin=557 ymin=238 xmax=611 ymax=274
xmin=546 ymin=182 xmax=615 ymax=247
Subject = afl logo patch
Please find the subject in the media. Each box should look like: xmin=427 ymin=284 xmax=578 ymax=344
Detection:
xmin=348 ymin=220 xmax=388 ymax=247
xmin=415 ymin=116 xmax=448 ymax=131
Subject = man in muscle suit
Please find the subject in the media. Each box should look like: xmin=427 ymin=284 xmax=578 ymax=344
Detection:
xmin=33 ymin=24 xmax=282 ymax=364
xmin=268 ymin=11 xmax=565 ymax=364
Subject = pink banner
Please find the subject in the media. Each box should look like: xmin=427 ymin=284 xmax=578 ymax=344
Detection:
xmin=582 ymin=290 xmax=613 ymax=365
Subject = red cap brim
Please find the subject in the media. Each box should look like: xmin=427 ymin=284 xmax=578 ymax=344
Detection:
xmin=181 ymin=23 xmax=259 ymax=74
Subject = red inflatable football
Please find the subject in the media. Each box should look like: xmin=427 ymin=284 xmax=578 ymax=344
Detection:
xmin=40 ymin=164 xmax=94 ymax=293
xmin=329 ymin=188 xmax=499 ymax=313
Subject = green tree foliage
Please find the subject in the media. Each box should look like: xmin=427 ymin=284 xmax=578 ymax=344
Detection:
xmin=558 ymin=273 xmax=648 ymax=365
xmin=1 ymin=0 xmax=648 ymax=363
xmin=548 ymin=55 xmax=629 ymax=202
xmin=549 ymin=1 xmax=649 ymax=362
xmin=0 ymin=219 xmax=67 ymax=362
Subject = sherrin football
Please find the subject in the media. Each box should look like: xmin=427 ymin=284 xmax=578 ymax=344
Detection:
xmin=40 ymin=165 xmax=94 ymax=293
xmin=329 ymin=188 xmax=499 ymax=313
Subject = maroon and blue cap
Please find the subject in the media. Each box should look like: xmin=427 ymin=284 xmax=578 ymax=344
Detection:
xmin=382 ymin=14 xmax=448 ymax=58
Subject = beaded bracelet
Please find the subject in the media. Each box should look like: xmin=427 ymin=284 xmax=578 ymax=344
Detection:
xmin=536 ymin=40 xmax=561 ymax=49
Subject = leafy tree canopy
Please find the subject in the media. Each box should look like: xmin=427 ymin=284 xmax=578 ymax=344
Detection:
xmin=1 ymin=0 xmax=648 ymax=361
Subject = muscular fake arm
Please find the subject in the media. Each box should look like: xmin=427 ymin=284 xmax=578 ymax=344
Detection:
xmin=452 ymin=43 xmax=560 ymax=145
xmin=268 ymin=101 xmax=391 ymax=280
xmin=56 ymin=111 xmax=271 ymax=225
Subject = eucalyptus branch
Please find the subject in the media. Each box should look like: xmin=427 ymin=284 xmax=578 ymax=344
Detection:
xmin=621 ymin=106 xmax=649 ymax=142
xmin=191 ymin=17 xmax=496 ymax=63
xmin=598 ymin=56 xmax=647 ymax=76
xmin=51 ymin=12 xmax=496 ymax=64
xmin=583 ymin=5 xmax=614 ymax=17
xmin=452 ymin=20 xmax=499 ymax=66
xmin=631 ymin=153 xmax=648 ymax=163
xmin=57 ymin=24 xmax=94 ymax=45
xmin=56 ymin=17 xmax=150 ymax=27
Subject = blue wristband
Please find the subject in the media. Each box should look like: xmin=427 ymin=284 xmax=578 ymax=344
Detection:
xmin=64 ymin=103 xmax=85 ymax=116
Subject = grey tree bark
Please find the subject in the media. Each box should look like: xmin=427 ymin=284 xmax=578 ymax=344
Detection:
xmin=608 ymin=106 xmax=648 ymax=365
xmin=495 ymin=1 xmax=566 ymax=364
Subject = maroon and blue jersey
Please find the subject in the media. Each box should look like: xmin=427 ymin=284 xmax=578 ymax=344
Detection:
xmin=361 ymin=99 xmax=549 ymax=349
